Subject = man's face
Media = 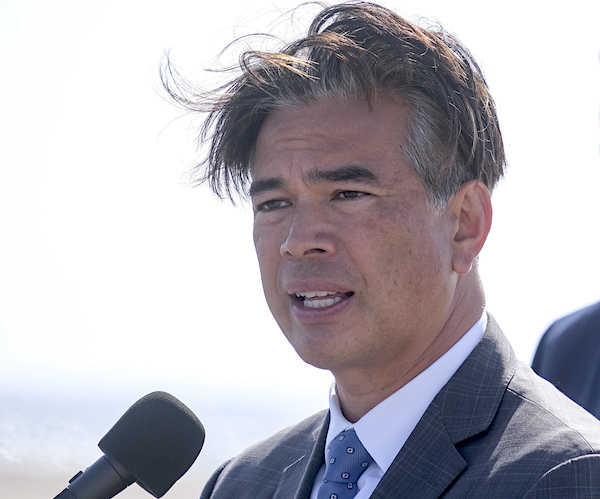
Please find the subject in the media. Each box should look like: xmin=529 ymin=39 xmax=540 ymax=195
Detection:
xmin=251 ymin=96 xmax=460 ymax=380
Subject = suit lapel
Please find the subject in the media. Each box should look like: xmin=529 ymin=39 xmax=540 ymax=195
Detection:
xmin=371 ymin=403 xmax=467 ymax=498
xmin=273 ymin=412 xmax=329 ymax=499
xmin=372 ymin=315 xmax=516 ymax=498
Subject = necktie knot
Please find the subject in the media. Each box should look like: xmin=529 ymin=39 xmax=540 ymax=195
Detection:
xmin=318 ymin=429 xmax=373 ymax=499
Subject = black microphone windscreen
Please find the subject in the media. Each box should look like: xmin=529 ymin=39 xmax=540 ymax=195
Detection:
xmin=98 ymin=391 xmax=205 ymax=498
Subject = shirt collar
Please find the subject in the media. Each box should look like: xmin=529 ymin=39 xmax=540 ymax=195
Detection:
xmin=326 ymin=312 xmax=487 ymax=473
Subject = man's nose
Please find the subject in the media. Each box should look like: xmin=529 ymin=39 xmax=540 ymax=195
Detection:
xmin=280 ymin=203 xmax=336 ymax=258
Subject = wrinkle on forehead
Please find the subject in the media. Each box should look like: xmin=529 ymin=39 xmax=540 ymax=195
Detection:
xmin=254 ymin=97 xmax=392 ymax=160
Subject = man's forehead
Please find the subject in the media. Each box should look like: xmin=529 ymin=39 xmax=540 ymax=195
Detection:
xmin=249 ymin=95 xmax=413 ymax=197
xmin=254 ymin=96 xmax=406 ymax=157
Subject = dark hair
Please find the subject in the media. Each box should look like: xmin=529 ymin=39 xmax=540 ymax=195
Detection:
xmin=162 ymin=1 xmax=505 ymax=208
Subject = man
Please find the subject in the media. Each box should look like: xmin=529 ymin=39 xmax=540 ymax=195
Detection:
xmin=163 ymin=2 xmax=600 ymax=497
xmin=533 ymin=301 xmax=600 ymax=418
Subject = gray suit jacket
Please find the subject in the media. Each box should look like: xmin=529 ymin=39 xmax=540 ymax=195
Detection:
xmin=201 ymin=316 xmax=600 ymax=497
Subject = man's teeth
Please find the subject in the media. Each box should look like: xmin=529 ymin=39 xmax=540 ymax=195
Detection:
xmin=295 ymin=291 xmax=343 ymax=309
xmin=304 ymin=296 xmax=343 ymax=308
xmin=297 ymin=291 xmax=336 ymax=299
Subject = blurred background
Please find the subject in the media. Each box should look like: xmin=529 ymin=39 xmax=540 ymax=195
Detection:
xmin=1 ymin=0 xmax=599 ymax=497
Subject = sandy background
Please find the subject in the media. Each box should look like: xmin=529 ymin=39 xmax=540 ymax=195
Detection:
xmin=0 ymin=380 xmax=326 ymax=499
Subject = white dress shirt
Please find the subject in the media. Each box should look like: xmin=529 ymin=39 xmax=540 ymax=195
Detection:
xmin=309 ymin=312 xmax=487 ymax=498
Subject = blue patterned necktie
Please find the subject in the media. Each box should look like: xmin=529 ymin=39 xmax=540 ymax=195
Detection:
xmin=317 ymin=429 xmax=374 ymax=499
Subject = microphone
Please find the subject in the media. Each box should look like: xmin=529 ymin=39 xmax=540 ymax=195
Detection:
xmin=53 ymin=391 xmax=205 ymax=499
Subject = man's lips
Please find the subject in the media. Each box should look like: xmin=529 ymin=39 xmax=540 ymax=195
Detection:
xmin=294 ymin=290 xmax=354 ymax=309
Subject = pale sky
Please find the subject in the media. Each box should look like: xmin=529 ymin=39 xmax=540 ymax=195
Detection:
xmin=1 ymin=0 xmax=600 ymax=407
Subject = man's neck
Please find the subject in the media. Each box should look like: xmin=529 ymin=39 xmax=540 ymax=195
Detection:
xmin=335 ymin=277 xmax=486 ymax=422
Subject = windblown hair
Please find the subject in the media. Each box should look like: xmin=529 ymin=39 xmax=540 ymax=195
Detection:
xmin=162 ymin=1 xmax=505 ymax=208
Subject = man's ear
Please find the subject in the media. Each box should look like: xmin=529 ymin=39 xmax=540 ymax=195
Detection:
xmin=449 ymin=180 xmax=492 ymax=275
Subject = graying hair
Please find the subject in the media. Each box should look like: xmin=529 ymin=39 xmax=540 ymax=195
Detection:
xmin=161 ymin=2 xmax=505 ymax=208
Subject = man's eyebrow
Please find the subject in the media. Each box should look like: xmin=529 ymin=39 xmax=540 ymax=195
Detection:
xmin=305 ymin=166 xmax=379 ymax=185
xmin=249 ymin=177 xmax=285 ymax=198
xmin=249 ymin=166 xmax=379 ymax=197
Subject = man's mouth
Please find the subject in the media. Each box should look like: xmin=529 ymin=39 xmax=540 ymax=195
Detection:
xmin=294 ymin=291 xmax=354 ymax=309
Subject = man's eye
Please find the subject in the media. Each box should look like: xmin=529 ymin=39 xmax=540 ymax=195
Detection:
xmin=255 ymin=199 xmax=290 ymax=212
xmin=336 ymin=190 xmax=369 ymax=200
